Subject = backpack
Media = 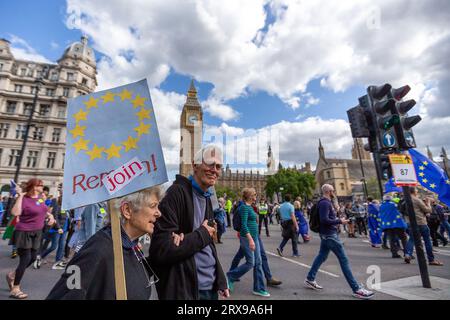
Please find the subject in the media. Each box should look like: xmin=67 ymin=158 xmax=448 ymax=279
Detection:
xmin=398 ymin=199 xmax=408 ymax=217
xmin=232 ymin=203 xmax=242 ymax=232
xmin=309 ymin=200 xmax=321 ymax=233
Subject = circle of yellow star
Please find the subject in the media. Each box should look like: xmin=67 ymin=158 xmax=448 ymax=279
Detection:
xmin=101 ymin=92 xmax=115 ymax=104
xmin=105 ymin=143 xmax=122 ymax=160
xmin=85 ymin=144 xmax=105 ymax=160
xmin=83 ymin=96 xmax=99 ymax=109
xmin=69 ymin=91 xmax=151 ymax=160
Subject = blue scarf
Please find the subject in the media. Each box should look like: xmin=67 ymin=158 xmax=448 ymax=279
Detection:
xmin=188 ymin=175 xmax=212 ymax=198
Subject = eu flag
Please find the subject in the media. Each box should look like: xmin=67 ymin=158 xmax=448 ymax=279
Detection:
xmin=384 ymin=178 xmax=402 ymax=194
xmin=409 ymin=149 xmax=450 ymax=207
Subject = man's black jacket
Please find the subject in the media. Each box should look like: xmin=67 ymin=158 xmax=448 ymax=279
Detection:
xmin=148 ymin=175 xmax=227 ymax=299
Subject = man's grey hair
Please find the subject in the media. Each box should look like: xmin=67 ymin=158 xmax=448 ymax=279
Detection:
xmin=321 ymin=184 xmax=334 ymax=194
xmin=383 ymin=194 xmax=392 ymax=201
xmin=193 ymin=144 xmax=223 ymax=165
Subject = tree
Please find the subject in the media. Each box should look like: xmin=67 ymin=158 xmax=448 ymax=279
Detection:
xmin=265 ymin=168 xmax=316 ymax=202
xmin=215 ymin=186 xmax=238 ymax=201
xmin=366 ymin=177 xmax=381 ymax=200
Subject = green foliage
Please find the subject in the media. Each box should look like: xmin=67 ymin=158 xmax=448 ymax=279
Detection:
xmin=215 ymin=186 xmax=238 ymax=201
xmin=265 ymin=168 xmax=316 ymax=201
xmin=366 ymin=177 xmax=381 ymax=200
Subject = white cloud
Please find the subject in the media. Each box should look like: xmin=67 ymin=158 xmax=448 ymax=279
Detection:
xmin=8 ymin=34 xmax=53 ymax=64
xmin=64 ymin=0 xmax=450 ymax=150
xmin=202 ymin=98 xmax=240 ymax=121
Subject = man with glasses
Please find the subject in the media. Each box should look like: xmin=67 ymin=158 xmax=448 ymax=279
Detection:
xmin=304 ymin=184 xmax=374 ymax=299
xmin=149 ymin=145 xmax=229 ymax=300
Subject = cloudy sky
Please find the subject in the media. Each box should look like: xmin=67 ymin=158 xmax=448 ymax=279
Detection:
xmin=1 ymin=0 xmax=449 ymax=178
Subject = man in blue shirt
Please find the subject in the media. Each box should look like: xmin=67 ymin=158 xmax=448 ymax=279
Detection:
xmin=276 ymin=195 xmax=299 ymax=257
xmin=304 ymin=184 xmax=374 ymax=299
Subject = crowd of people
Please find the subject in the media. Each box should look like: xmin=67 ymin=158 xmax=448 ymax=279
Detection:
xmin=1 ymin=144 xmax=449 ymax=300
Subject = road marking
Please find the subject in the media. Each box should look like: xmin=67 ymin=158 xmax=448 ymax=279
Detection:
xmin=266 ymin=251 xmax=340 ymax=278
xmin=434 ymin=249 xmax=450 ymax=257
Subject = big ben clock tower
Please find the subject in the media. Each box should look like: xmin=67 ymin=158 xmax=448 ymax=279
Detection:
xmin=179 ymin=80 xmax=203 ymax=177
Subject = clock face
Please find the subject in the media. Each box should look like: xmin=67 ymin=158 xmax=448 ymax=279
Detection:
xmin=188 ymin=114 xmax=198 ymax=125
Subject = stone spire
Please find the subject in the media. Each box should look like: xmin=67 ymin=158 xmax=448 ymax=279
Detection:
xmin=185 ymin=79 xmax=201 ymax=108
xmin=319 ymin=139 xmax=325 ymax=159
xmin=427 ymin=146 xmax=433 ymax=160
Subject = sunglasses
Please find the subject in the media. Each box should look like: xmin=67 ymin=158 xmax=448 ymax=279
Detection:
xmin=202 ymin=162 xmax=223 ymax=171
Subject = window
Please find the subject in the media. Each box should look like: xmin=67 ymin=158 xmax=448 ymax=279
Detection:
xmin=30 ymin=86 xmax=37 ymax=95
xmin=27 ymin=69 xmax=33 ymax=77
xmin=39 ymin=104 xmax=51 ymax=117
xmin=26 ymin=151 xmax=39 ymax=168
xmin=52 ymin=128 xmax=61 ymax=142
xmin=50 ymin=72 xmax=58 ymax=81
xmin=77 ymin=91 xmax=86 ymax=96
xmin=20 ymin=68 xmax=26 ymax=76
xmin=0 ymin=123 xmax=10 ymax=138
xmin=15 ymin=124 xmax=27 ymax=139
xmin=14 ymin=85 xmax=23 ymax=93
xmin=63 ymin=87 xmax=70 ymax=97
xmin=67 ymin=72 xmax=74 ymax=81
xmin=62 ymin=153 xmax=65 ymax=169
xmin=81 ymin=78 xmax=88 ymax=86
xmin=23 ymin=104 xmax=33 ymax=116
xmin=36 ymin=70 xmax=42 ymax=78
xmin=57 ymin=107 xmax=66 ymax=118
xmin=6 ymin=101 xmax=16 ymax=113
xmin=46 ymin=88 xmax=55 ymax=96
xmin=340 ymin=183 xmax=345 ymax=191
xmin=32 ymin=127 xmax=44 ymax=141
xmin=8 ymin=149 xmax=21 ymax=167
xmin=47 ymin=152 xmax=56 ymax=169
xmin=327 ymin=171 xmax=331 ymax=179
xmin=0 ymin=63 xmax=3 ymax=70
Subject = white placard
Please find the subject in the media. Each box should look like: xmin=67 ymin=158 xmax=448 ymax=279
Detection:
xmin=389 ymin=154 xmax=418 ymax=186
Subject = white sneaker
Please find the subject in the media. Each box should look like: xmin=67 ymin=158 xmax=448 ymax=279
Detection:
xmin=33 ymin=256 xmax=41 ymax=269
xmin=304 ymin=279 xmax=323 ymax=290
xmin=52 ymin=261 xmax=66 ymax=270
xmin=352 ymin=287 xmax=374 ymax=300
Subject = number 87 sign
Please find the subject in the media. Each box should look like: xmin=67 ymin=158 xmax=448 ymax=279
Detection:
xmin=388 ymin=153 xmax=418 ymax=186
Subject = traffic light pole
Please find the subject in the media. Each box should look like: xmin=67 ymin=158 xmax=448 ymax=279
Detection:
xmin=401 ymin=185 xmax=431 ymax=288
xmin=373 ymin=152 xmax=385 ymax=198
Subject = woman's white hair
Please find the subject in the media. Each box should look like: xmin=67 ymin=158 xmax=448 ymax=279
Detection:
xmin=109 ymin=186 xmax=163 ymax=224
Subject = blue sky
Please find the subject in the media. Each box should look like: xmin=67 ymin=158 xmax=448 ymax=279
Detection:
xmin=1 ymin=0 xmax=448 ymax=172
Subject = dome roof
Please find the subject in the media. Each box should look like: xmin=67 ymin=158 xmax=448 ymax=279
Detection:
xmin=60 ymin=35 xmax=96 ymax=66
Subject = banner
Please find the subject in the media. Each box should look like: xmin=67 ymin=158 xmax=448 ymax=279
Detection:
xmin=62 ymin=79 xmax=168 ymax=210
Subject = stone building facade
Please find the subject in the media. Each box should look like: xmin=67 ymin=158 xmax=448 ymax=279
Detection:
xmin=0 ymin=36 xmax=97 ymax=195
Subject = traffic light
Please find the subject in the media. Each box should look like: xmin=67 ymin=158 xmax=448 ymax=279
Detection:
xmin=379 ymin=153 xmax=392 ymax=180
xmin=389 ymin=85 xmax=421 ymax=150
xmin=358 ymin=83 xmax=399 ymax=152
xmin=347 ymin=105 xmax=370 ymax=138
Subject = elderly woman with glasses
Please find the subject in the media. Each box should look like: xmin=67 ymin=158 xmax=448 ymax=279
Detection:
xmin=47 ymin=186 xmax=181 ymax=300
xmin=6 ymin=178 xmax=55 ymax=299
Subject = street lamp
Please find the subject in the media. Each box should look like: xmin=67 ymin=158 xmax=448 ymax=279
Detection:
xmin=1 ymin=65 xmax=48 ymax=226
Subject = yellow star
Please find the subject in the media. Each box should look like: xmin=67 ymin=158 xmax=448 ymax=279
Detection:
xmin=418 ymin=172 xmax=425 ymax=177
xmin=131 ymin=95 xmax=147 ymax=108
xmin=422 ymin=178 xmax=428 ymax=183
xmin=70 ymin=125 xmax=86 ymax=139
xmin=419 ymin=166 xmax=425 ymax=171
xmin=122 ymin=136 xmax=139 ymax=152
xmin=73 ymin=109 xmax=89 ymax=123
xmin=72 ymin=137 xmax=90 ymax=154
xmin=136 ymin=108 xmax=151 ymax=121
xmin=119 ymin=89 xmax=132 ymax=101
xmin=105 ymin=143 xmax=122 ymax=160
xmin=430 ymin=183 xmax=436 ymax=189
xmin=423 ymin=161 xmax=428 ymax=166
xmin=101 ymin=92 xmax=115 ymax=104
xmin=83 ymin=96 xmax=99 ymax=109
xmin=134 ymin=122 xmax=151 ymax=137
xmin=85 ymin=144 xmax=105 ymax=161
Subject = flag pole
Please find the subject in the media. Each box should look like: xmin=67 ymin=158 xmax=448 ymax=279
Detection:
xmin=108 ymin=199 xmax=128 ymax=300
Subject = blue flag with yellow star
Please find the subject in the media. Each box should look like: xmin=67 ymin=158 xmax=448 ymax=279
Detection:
xmin=384 ymin=178 xmax=402 ymax=194
xmin=62 ymin=79 xmax=168 ymax=210
xmin=409 ymin=148 xmax=450 ymax=207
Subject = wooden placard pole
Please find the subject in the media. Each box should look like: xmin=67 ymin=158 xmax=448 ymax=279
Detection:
xmin=107 ymin=199 xmax=128 ymax=300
